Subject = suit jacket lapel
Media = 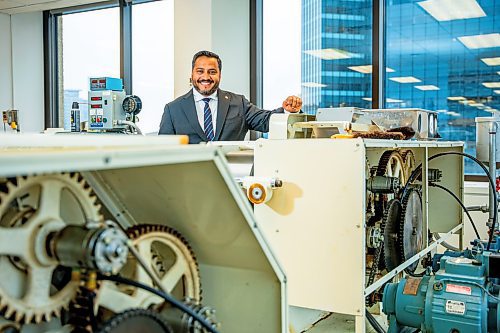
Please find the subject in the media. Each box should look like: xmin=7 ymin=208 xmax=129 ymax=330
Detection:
xmin=181 ymin=90 xmax=206 ymax=140
xmin=215 ymin=90 xmax=230 ymax=140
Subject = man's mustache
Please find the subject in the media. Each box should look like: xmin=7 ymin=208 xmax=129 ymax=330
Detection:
xmin=198 ymin=79 xmax=214 ymax=84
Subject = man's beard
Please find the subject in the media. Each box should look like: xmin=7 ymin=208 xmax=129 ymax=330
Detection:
xmin=193 ymin=79 xmax=219 ymax=96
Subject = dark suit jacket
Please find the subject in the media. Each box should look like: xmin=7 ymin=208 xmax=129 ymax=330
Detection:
xmin=158 ymin=89 xmax=284 ymax=143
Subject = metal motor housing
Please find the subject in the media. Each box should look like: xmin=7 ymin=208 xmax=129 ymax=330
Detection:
xmin=382 ymin=237 xmax=500 ymax=333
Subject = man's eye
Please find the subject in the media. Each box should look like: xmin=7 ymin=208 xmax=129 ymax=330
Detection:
xmin=209 ymin=70 xmax=217 ymax=75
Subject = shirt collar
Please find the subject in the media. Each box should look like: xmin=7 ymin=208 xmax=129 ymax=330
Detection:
xmin=193 ymin=87 xmax=218 ymax=102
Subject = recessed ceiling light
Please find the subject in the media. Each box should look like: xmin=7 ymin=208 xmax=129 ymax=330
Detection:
xmin=304 ymin=48 xmax=354 ymax=60
xmin=417 ymin=0 xmax=486 ymax=21
xmin=415 ymin=85 xmax=440 ymax=90
xmin=459 ymin=99 xmax=476 ymax=104
xmin=302 ymin=82 xmax=327 ymax=88
xmin=481 ymin=57 xmax=500 ymax=66
xmin=386 ymin=98 xmax=403 ymax=103
xmin=458 ymin=33 xmax=500 ymax=49
xmin=389 ymin=76 xmax=422 ymax=83
xmin=469 ymin=103 xmax=485 ymax=107
xmin=447 ymin=96 xmax=466 ymax=100
xmin=362 ymin=97 xmax=372 ymax=101
xmin=482 ymin=82 xmax=500 ymax=88
xmin=494 ymin=90 xmax=500 ymax=94
xmin=447 ymin=112 xmax=461 ymax=116
xmin=348 ymin=65 xmax=395 ymax=74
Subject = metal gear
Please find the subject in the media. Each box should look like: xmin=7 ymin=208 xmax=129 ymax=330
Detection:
xmin=0 ymin=173 xmax=102 ymax=323
xmin=95 ymin=308 xmax=173 ymax=333
xmin=398 ymin=188 xmax=423 ymax=273
xmin=97 ymin=224 xmax=201 ymax=314
xmin=401 ymin=150 xmax=416 ymax=181
xmin=383 ymin=199 xmax=403 ymax=271
xmin=376 ymin=150 xmax=407 ymax=185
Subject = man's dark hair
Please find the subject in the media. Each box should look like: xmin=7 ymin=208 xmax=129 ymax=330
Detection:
xmin=192 ymin=50 xmax=222 ymax=71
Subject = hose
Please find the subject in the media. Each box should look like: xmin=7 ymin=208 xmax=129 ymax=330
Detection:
xmin=365 ymin=310 xmax=386 ymax=333
xmin=402 ymin=152 xmax=497 ymax=250
xmin=432 ymin=233 xmax=460 ymax=252
xmin=429 ymin=182 xmax=480 ymax=239
xmin=97 ymin=273 xmax=220 ymax=333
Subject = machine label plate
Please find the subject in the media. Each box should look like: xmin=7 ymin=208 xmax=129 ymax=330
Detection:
xmin=446 ymin=283 xmax=472 ymax=295
xmin=445 ymin=300 xmax=466 ymax=315
xmin=403 ymin=277 xmax=421 ymax=295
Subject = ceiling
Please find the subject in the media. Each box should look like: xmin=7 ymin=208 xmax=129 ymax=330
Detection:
xmin=0 ymin=0 xmax=107 ymax=14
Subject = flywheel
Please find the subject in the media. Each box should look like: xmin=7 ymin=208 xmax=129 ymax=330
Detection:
xmin=0 ymin=173 xmax=102 ymax=324
xmin=96 ymin=224 xmax=202 ymax=314
xmin=383 ymin=199 xmax=403 ymax=271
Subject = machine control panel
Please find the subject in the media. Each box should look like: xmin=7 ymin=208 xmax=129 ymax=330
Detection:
xmin=88 ymin=90 xmax=126 ymax=130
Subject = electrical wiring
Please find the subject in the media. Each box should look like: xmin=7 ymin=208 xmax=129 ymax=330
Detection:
xmin=97 ymin=273 xmax=220 ymax=333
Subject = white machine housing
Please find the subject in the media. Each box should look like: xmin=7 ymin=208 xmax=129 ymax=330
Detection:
xmin=0 ymin=134 xmax=288 ymax=333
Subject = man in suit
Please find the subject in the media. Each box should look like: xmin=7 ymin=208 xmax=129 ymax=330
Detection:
xmin=159 ymin=50 xmax=302 ymax=143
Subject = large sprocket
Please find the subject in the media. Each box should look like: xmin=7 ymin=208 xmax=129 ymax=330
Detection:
xmin=0 ymin=173 xmax=102 ymax=323
xmin=398 ymin=188 xmax=423 ymax=273
xmin=96 ymin=224 xmax=201 ymax=314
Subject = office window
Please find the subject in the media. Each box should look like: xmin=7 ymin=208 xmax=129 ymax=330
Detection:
xmin=60 ymin=8 xmax=120 ymax=130
xmin=386 ymin=0 xmax=500 ymax=174
xmin=262 ymin=0 xmax=302 ymax=110
xmin=263 ymin=0 xmax=373 ymax=114
xmin=132 ymin=0 xmax=174 ymax=134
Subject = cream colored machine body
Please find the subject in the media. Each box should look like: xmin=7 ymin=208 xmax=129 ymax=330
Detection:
xmin=0 ymin=134 xmax=287 ymax=333
xmin=250 ymin=137 xmax=464 ymax=332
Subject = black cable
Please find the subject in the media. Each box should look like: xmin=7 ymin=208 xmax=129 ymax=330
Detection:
xmin=365 ymin=310 xmax=386 ymax=333
xmin=402 ymin=151 xmax=497 ymax=250
xmin=429 ymin=182 xmax=480 ymax=239
xmin=97 ymin=273 xmax=220 ymax=333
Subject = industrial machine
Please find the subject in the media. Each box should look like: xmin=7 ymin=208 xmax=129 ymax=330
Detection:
xmin=2 ymin=110 xmax=19 ymax=133
xmin=382 ymin=236 xmax=499 ymax=332
xmin=213 ymin=109 xmax=464 ymax=332
xmin=0 ymin=134 xmax=287 ymax=333
xmin=86 ymin=77 xmax=142 ymax=134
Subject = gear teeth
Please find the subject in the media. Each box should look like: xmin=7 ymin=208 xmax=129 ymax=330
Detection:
xmin=5 ymin=306 xmax=15 ymax=319
xmin=15 ymin=311 xmax=25 ymax=323
xmin=0 ymin=173 xmax=101 ymax=324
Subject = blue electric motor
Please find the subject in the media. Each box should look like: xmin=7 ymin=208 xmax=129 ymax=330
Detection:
xmin=382 ymin=237 xmax=500 ymax=333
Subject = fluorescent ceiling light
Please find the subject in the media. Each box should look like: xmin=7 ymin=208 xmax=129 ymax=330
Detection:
xmin=481 ymin=57 xmax=500 ymax=66
xmin=304 ymin=48 xmax=353 ymax=60
xmin=458 ymin=33 xmax=500 ymax=49
xmin=469 ymin=103 xmax=485 ymax=107
xmin=348 ymin=65 xmax=395 ymax=74
xmin=302 ymin=82 xmax=327 ymax=88
xmin=362 ymin=97 xmax=403 ymax=103
xmin=459 ymin=99 xmax=476 ymax=104
xmin=482 ymin=82 xmax=500 ymax=88
xmin=447 ymin=96 xmax=466 ymax=101
xmin=389 ymin=76 xmax=422 ymax=83
xmin=417 ymin=0 xmax=486 ymax=21
xmin=497 ymin=71 xmax=500 ymax=75
xmin=415 ymin=85 xmax=440 ymax=90
xmin=494 ymin=90 xmax=500 ymax=94
xmin=447 ymin=112 xmax=461 ymax=116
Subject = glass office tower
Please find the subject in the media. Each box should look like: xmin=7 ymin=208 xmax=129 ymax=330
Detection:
xmin=302 ymin=0 xmax=373 ymax=114
xmin=301 ymin=0 xmax=499 ymax=174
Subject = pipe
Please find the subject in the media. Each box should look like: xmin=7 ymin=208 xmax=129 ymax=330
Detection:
xmin=488 ymin=121 xmax=498 ymax=231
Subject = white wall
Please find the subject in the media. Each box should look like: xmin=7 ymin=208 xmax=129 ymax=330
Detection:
xmin=212 ymin=0 xmax=249 ymax=97
xmin=0 ymin=13 xmax=13 ymax=111
xmin=173 ymin=0 xmax=249 ymax=98
xmin=11 ymin=12 xmax=45 ymax=133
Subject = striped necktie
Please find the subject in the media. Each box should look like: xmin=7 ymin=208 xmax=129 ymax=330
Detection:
xmin=202 ymin=98 xmax=214 ymax=141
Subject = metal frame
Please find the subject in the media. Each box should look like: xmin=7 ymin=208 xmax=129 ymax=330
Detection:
xmin=42 ymin=0 xmax=163 ymax=126
xmin=252 ymin=0 xmax=387 ymax=110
